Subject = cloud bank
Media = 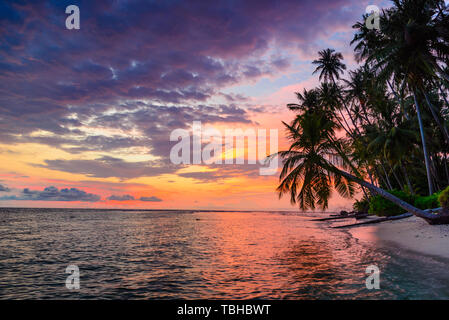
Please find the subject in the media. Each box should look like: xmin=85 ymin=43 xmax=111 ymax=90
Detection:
xmin=0 ymin=186 xmax=100 ymax=202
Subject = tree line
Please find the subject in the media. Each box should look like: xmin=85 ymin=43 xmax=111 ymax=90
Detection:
xmin=276 ymin=0 xmax=449 ymax=224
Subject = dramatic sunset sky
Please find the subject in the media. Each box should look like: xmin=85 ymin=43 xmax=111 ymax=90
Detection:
xmin=0 ymin=0 xmax=387 ymax=210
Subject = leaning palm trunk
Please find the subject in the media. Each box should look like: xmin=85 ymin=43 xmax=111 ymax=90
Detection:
xmin=379 ymin=162 xmax=393 ymax=190
xmin=445 ymin=153 xmax=449 ymax=185
xmin=331 ymin=78 xmax=362 ymax=137
xmin=378 ymin=63 xmax=410 ymax=121
xmin=330 ymin=166 xmax=449 ymax=224
xmin=374 ymin=165 xmax=390 ymax=190
xmin=360 ymin=101 xmax=372 ymax=125
xmin=413 ymin=91 xmax=434 ymax=195
xmin=390 ymin=165 xmax=405 ymax=191
xmin=423 ymin=91 xmax=449 ymax=145
xmin=334 ymin=111 xmax=354 ymax=138
xmin=387 ymin=78 xmax=411 ymax=121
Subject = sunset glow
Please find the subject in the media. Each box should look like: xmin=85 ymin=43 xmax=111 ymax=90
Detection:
xmin=0 ymin=0 xmax=385 ymax=211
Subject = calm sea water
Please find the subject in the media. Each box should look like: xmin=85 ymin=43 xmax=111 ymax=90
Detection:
xmin=1 ymin=208 xmax=449 ymax=299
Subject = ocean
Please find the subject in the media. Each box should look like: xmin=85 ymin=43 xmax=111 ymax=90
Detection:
xmin=1 ymin=208 xmax=449 ymax=299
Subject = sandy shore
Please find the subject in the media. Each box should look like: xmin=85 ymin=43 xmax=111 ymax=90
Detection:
xmin=371 ymin=215 xmax=449 ymax=259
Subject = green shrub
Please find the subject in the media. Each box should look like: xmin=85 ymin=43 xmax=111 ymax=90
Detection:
xmin=353 ymin=198 xmax=370 ymax=213
xmin=368 ymin=190 xmax=415 ymax=217
xmin=414 ymin=192 xmax=440 ymax=210
xmin=438 ymin=186 xmax=449 ymax=209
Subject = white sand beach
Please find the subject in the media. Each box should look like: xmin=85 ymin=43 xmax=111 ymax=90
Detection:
xmin=372 ymin=216 xmax=449 ymax=259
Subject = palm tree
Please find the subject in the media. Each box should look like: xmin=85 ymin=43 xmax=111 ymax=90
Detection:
xmin=278 ymin=0 xmax=449 ymax=224
xmin=312 ymin=49 xmax=346 ymax=83
xmin=367 ymin=121 xmax=418 ymax=193
xmin=317 ymin=82 xmax=353 ymax=137
xmin=313 ymin=49 xmax=361 ymax=137
xmin=413 ymin=92 xmax=434 ymax=194
xmin=276 ymin=112 xmax=355 ymax=210
xmin=287 ymin=89 xmax=320 ymax=113
xmin=276 ymin=110 xmax=447 ymax=223
xmin=344 ymin=68 xmax=371 ymax=125
xmin=351 ymin=0 xmax=449 ymax=195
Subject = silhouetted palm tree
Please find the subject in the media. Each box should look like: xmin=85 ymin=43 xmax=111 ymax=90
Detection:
xmin=276 ymin=111 xmax=439 ymax=221
xmin=351 ymin=0 xmax=449 ymax=194
xmin=312 ymin=49 xmax=346 ymax=83
xmin=313 ymin=49 xmax=361 ymax=136
xmin=279 ymin=0 xmax=449 ymax=224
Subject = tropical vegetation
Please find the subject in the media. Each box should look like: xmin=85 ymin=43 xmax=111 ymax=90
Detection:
xmin=276 ymin=0 xmax=449 ymax=224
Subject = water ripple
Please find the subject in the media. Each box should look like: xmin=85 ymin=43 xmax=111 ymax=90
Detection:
xmin=1 ymin=208 xmax=449 ymax=299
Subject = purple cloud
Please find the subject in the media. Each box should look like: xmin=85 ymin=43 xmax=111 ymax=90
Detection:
xmin=139 ymin=196 xmax=162 ymax=202
xmin=0 ymin=186 xmax=100 ymax=202
xmin=107 ymin=194 xmax=135 ymax=201
xmin=36 ymin=156 xmax=178 ymax=179
xmin=0 ymin=0 xmax=368 ymax=182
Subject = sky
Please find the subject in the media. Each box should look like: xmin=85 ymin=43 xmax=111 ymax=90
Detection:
xmin=0 ymin=0 xmax=386 ymax=211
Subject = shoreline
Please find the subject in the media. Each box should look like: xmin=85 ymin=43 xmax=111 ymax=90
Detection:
xmin=351 ymin=215 xmax=449 ymax=260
